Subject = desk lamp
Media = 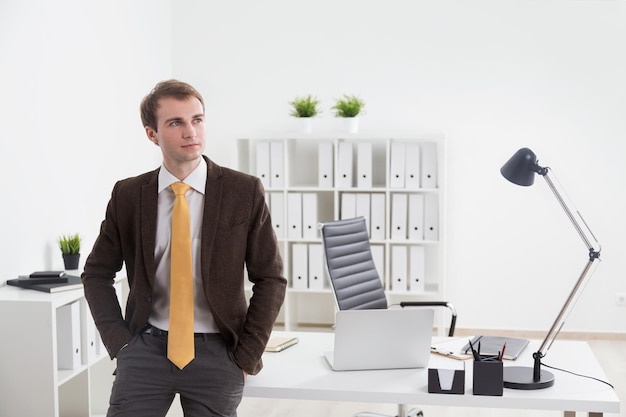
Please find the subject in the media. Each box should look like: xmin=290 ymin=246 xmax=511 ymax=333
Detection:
xmin=500 ymin=147 xmax=601 ymax=390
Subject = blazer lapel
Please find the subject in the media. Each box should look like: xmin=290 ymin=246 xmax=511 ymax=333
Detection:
xmin=141 ymin=169 xmax=159 ymax=284
xmin=201 ymin=157 xmax=223 ymax=275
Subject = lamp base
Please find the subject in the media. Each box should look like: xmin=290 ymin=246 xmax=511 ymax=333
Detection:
xmin=503 ymin=366 xmax=555 ymax=390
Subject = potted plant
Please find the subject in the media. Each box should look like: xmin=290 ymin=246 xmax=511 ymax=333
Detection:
xmin=331 ymin=94 xmax=365 ymax=133
xmin=58 ymin=233 xmax=81 ymax=270
xmin=289 ymin=95 xmax=321 ymax=133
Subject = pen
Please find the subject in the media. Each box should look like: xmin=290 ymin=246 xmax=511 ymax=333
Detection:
xmin=468 ymin=339 xmax=481 ymax=361
xmin=500 ymin=343 xmax=506 ymax=361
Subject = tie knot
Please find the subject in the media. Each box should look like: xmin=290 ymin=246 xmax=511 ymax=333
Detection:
xmin=171 ymin=182 xmax=190 ymax=196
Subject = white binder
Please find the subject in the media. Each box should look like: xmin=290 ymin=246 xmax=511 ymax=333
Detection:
xmin=80 ymin=299 xmax=98 ymax=364
xmin=308 ymin=244 xmax=325 ymax=290
xmin=389 ymin=141 xmax=406 ymax=188
xmin=408 ymin=194 xmax=425 ymax=241
xmin=318 ymin=143 xmax=334 ymax=188
xmin=370 ymin=244 xmax=385 ymax=287
xmin=391 ymin=245 xmax=408 ymax=292
xmin=291 ymin=243 xmax=308 ymax=290
xmin=270 ymin=192 xmax=285 ymax=238
xmin=287 ymin=193 xmax=302 ymax=239
xmin=405 ymin=142 xmax=421 ymax=189
xmin=409 ymin=246 xmax=426 ymax=293
xmin=270 ymin=141 xmax=285 ymax=188
xmin=337 ymin=141 xmax=353 ymax=188
xmin=95 ymin=330 xmax=106 ymax=356
xmin=357 ymin=142 xmax=373 ymax=188
xmin=255 ymin=141 xmax=271 ymax=189
xmin=340 ymin=193 xmax=357 ymax=220
xmin=355 ymin=193 xmax=371 ymax=235
xmin=370 ymin=193 xmax=386 ymax=241
xmin=391 ymin=193 xmax=408 ymax=240
xmin=302 ymin=193 xmax=318 ymax=239
xmin=423 ymin=194 xmax=439 ymax=241
xmin=57 ymin=301 xmax=81 ymax=370
xmin=421 ymin=142 xmax=438 ymax=189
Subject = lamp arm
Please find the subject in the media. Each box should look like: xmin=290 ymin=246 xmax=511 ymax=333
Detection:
xmin=535 ymin=258 xmax=597 ymax=356
xmin=541 ymin=169 xmax=599 ymax=253
xmin=530 ymin=168 xmax=601 ymax=381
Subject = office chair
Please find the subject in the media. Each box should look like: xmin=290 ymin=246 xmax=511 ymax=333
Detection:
xmin=318 ymin=216 xmax=457 ymax=417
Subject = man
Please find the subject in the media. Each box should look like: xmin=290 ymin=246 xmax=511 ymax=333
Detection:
xmin=82 ymin=79 xmax=286 ymax=417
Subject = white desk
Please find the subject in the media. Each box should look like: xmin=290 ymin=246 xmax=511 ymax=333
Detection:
xmin=244 ymin=332 xmax=620 ymax=417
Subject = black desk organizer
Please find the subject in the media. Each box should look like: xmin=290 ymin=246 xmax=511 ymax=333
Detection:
xmin=428 ymin=364 xmax=465 ymax=394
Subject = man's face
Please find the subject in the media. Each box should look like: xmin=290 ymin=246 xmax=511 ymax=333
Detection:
xmin=146 ymin=96 xmax=206 ymax=170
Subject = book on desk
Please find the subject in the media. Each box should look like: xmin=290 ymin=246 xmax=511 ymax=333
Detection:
xmin=265 ymin=336 xmax=299 ymax=352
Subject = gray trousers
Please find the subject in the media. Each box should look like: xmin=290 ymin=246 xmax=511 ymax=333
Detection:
xmin=107 ymin=329 xmax=245 ymax=417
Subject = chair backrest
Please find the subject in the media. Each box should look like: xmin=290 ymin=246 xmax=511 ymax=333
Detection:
xmin=319 ymin=217 xmax=388 ymax=310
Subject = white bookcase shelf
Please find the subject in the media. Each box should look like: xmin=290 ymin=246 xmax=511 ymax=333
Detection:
xmin=0 ymin=277 xmax=126 ymax=417
xmin=237 ymin=133 xmax=447 ymax=331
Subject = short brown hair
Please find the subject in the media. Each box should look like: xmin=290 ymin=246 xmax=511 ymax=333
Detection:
xmin=140 ymin=79 xmax=205 ymax=131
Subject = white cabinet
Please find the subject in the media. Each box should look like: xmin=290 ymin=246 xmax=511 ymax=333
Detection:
xmin=237 ymin=134 xmax=446 ymax=331
xmin=0 ymin=278 xmax=125 ymax=417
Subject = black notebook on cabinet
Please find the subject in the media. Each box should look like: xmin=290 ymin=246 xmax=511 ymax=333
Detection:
xmin=7 ymin=275 xmax=83 ymax=293
xmin=29 ymin=270 xmax=66 ymax=279
xmin=16 ymin=276 xmax=68 ymax=285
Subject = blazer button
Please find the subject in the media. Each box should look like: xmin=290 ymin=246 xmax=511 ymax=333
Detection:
xmin=144 ymin=296 xmax=152 ymax=303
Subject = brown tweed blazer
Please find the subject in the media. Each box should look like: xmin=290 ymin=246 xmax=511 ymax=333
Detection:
xmin=82 ymin=156 xmax=286 ymax=375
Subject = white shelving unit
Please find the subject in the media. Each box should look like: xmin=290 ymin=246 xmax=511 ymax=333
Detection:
xmin=0 ymin=277 xmax=126 ymax=417
xmin=236 ymin=133 xmax=446 ymax=331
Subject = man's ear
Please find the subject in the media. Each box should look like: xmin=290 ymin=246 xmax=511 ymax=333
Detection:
xmin=145 ymin=126 xmax=159 ymax=146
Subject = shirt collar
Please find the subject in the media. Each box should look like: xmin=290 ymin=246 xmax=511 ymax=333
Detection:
xmin=157 ymin=157 xmax=207 ymax=195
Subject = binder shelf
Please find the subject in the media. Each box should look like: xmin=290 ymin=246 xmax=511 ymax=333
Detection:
xmin=0 ymin=277 xmax=126 ymax=417
xmin=237 ymin=134 xmax=446 ymax=331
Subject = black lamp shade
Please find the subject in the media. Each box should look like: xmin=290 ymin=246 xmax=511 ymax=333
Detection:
xmin=501 ymin=148 xmax=538 ymax=186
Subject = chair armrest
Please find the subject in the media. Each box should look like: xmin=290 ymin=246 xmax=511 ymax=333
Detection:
xmin=399 ymin=301 xmax=457 ymax=337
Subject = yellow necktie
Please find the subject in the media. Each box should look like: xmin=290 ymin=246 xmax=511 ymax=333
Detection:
xmin=168 ymin=182 xmax=194 ymax=369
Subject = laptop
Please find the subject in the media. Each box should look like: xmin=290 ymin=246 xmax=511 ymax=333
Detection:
xmin=324 ymin=308 xmax=434 ymax=371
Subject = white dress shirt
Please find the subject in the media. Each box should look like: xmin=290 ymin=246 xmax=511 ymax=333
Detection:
xmin=148 ymin=158 xmax=218 ymax=333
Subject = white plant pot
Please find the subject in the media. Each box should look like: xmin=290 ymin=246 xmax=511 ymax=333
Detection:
xmin=299 ymin=117 xmax=313 ymax=134
xmin=343 ymin=117 xmax=359 ymax=134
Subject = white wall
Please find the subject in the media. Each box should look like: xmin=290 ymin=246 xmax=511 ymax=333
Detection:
xmin=2 ymin=0 xmax=624 ymax=334
xmin=171 ymin=0 xmax=626 ymax=334
xmin=0 ymin=0 xmax=172 ymax=277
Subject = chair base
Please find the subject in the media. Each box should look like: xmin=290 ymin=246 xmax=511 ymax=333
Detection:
xmin=354 ymin=404 xmax=423 ymax=417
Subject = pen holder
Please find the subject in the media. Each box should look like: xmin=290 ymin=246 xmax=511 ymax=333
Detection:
xmin=473 ymin=356 xmax=503 ymax=396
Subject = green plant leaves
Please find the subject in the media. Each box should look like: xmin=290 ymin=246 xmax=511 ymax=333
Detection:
xmin=58 ymin=233 xmax=81 ymax=255
xmin=288 ymin=94 xmax=365 ymax=118
xmin=331 ymin=94 xmax=365 ymax=118
xmin=289 ymin=95 xmax=321 ymax=118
